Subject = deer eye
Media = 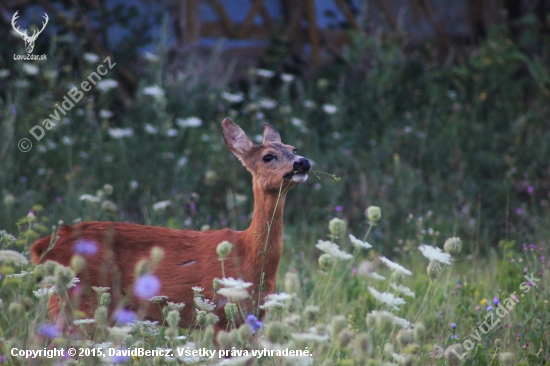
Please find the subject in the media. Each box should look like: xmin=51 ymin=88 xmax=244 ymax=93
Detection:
xmin=293 ymin=149 xmax=297 ymax=154
xmin=263 ymin=154 xmax=275 ymax=162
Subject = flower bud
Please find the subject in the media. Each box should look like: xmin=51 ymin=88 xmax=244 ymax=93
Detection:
xmin=396 ymin=329 xmax=414 ymax=347
xmin=150 ymin=246 xmax=164 ymax=265
xmin=103 ymin=184 xmax=114 ymax=196
xmin=9 ymin=302 xmax=24 ymax=318
xmin=328 ymin=218 xmax=346 ymax=238
xmin=366 ymin=206 xmax=381 ymax=223
xmin=166 ymin=310 xmax=180 ymax=328
xmin=444 ymin=237 xmax=463 ymax=256
xmin=196 ymin=310 xmax=207 ymax=327
xmin=336 ymin=329 xmax=352 ymax=348
xmin=499 ymin=352 xmax=515 ymax=366
xmin=94 ymin=306 xmax=108 ymax=327
xmin=267 ymin=321 xmax=285 ymax=343
xmin=101 ymin=200 xmax=118 ymax=214
xmin=427 ymin=260 xmax=442 ymax=280
xmin=284 ymin=272 xmax=300 ymax=294
xmin=318 ymin=254 xmax=335 ymax=270
xmin=203 ymin=325 xmax=215 ymax=346
xmin=100 ymin=292 xmax=111 ymax=307
xmin=217 ymin=241 xmax=233 ymax=259
xmin=444 ymin=344 xmax=464 ymax=366
xmin=353 ymin=332 xmax=372 ymax=357
xmin=54 ymin=265 xmax=76 ymax=292
xmin=238 ymin=324 xmax=253 ymax=343
xmin=216 ymin=330 xmax=232 ymax=350
xmin=224 ymin=302 xmax=238 ymax=321
xmin=165 ymin=327 xmax=178 ymax=339
xmin=70 ymin=255 xmax=86 ymax=273
xmin=413 ymin=322 xmax=425 ymax=341
xmin=213 ymin=277 xmax=222 ymax=293
xmin=304 ymin=305 xmax=320 ymax=322
xmin=330 ymin=315 xmax=347 ymax=338
xmin=206 ymin=313 xmax=219 ymax=326
xmin=135 ymin=259 xmax=150 ymax=277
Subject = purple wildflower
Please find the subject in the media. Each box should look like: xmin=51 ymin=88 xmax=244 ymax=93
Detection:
xmin=134 ymin=274 xmax=161 ymax=299
xmin=522 ymin=243 xmax=527 ymax=251
xmin=539 ymin=256 xmax=545 ymax=262
xmin=450 ymin=323 xmax=456 ymax=329
xmin=515 ymin=208 xmax=523 ymax=215
xmin=73 ymin=239 xmax=98 ymax=255
xmin=451 ymin=335 xmax=458 ymax=339
xmin=493 ymin=298 xmax=499 ymax=306
xmin=526 ymin=186 xmax=534 ymax=194
xmin=11 ymin=104 xmax=16 ymax=114
xmin=486 ymin=306 xmax=493 ymax=311
xmin=529 ymin=244 xmax=536 ymax=250
xmin=246 ymin=314 xmax=262 ymax=333
xmin=110 ymin=352 xmax=129 ymax=364
xmin=334 ymin=206 xmax=343 ymax=212
xmin=56 ymin=197 xmax=62 ymax=203
xmin=114 ymin=309 xmax=137 ymax=324
xmin=38 ymin=323 xmax=59 ymax=338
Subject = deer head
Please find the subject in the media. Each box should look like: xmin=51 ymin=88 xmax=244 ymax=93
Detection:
xmin=221 ymin=118 xmax=311 ymax=192
xmin=12 ymin=10 xmax=49 ymax=54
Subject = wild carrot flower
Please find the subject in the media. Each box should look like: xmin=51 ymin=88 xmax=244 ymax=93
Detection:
xmin=316 ymin=240 xmax=353 ymax=260
xmin=194 ymin=297 xmax=216 ymax=311
xmin=217 ymin=288 xmax=249 ymax=301
xmin=73 ymin=239 xmax=98 ymax=256
xmin=368 ymin=287 xmax=406 ymax=310
xmin=419 ymin=244 xmax=452 ymax=265
xmin=349 ymin=234 xmax=372 ymax=250
xmin=379 ymin=256 xmax=412 ymax=276
xmin=390 ymin=282 xmax=415 ymax=298
xmin=134 ymin=274 xmax=161 ymax=299
xmin=0 ymin=250 xmax=29 ymax=265
xmin=218 ymin=277 xmax=252 ymax=289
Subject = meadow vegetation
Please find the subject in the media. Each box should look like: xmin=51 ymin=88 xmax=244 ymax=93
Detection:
xmin=1 ymin=19 xmax=550 ymax=365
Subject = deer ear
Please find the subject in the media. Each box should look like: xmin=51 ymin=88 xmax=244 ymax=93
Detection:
xmin=221 ymin=118 xmax=253 ymax=159
xmin=262 ymin=123 xmax=281 ymax=144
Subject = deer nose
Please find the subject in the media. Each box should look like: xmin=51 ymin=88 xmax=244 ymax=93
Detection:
xmin=293 ymin=158 xmax=311 ymax=173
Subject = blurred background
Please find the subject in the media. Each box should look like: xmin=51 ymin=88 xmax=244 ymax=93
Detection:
xmin=0 ymin=0 xmax=549 ymax=258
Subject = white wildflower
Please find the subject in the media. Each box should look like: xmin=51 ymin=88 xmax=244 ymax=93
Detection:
xmin=83 ymin=53 xmax=100 ymax=63
xmin=61 ymin=136 xmax=73 ymax=145
xmin=304 ymin=100 xmax=316 ymax=109
xmin=92 ymin=286 xmax=110 ymax=294
xmin=152 ymin=200 xmax=171 ymax=211
xmin=390 ymin=282 xmax=415 ymax=298
xmin=107 ymin=127 xmax=134 ymax=139
xmin=142 ymin=85 xmax=165 ymax=99
xmin=370 ymin=310 xmax=410 ymax=328
xmin=259 ymin=299 xmax=285 ymax=309
xmin=221 ymin=91 xmax=244 ymax=103
xmin=176 ymin=116 xmax=202 ymax=128
xmin=129 ymin=320 xmax=160 ymax=336
xmin=144 ymin=124 xmax=158 ymax=134
xmin=392 ymin=353 xmax=406 ymax=363
xmin=109 ymin=326 xmax=132 ymax=337
xmin=6 ymin=271 xmax=32 ymax=279
xmin=167 ymin=301 xmax=186 ymax=311
xmin=0 ymin=250 xmax=28 ymax=265
xmin=419 ymin=244 xmax=452 ymax=265
xmin=367 ymin=272 xmax=386 ymax=281
xmin=217 ymin=355 xmax=254 ymax=365
xmin=256 ymin=69 xmax=275 ymax=78
xmin=33 ymin=287 xmax=55 ymax=298
xmin=0 ymin=69 xmax=11 ymax=78
xmin=258 ymin=98 xmax=277 ymax=109
xmin=21 ymin=63 xmax=39 ymax=75
xmin=322 ymin=104 xmax=338 ymax=114
xmin=379 ymin=256 xmax=412 ymax=276
xmin=194 ymin=297 xmax=216 ymax=311
xmin=218 ymin=277 xmax=252 ymax=290
xmin=165 ymin=129 xmax=178 ymax=137
xmin=281 ymin=73 xmax=295 ymax=83
xmin=99 ymin=109 xmax=114 ymax=119
xmin=368 ymin=287 xmax=406 ymax=310
xmin=315 ymin=240 xmax=353 ymax=260
xmin=79 ymin=194 xmax=100 ymax=203
xmin=217 ymin=287 xmax=249 ymax=301
xmin=148 ymin=295 xmax=168 ymax=303
xmin=349 ymin=234 xmax=372 ymax=250
xmin=191 ymin=286 xmax=203 ymax=293
xmin=291 ymin=332 xmax=329 ymax=342
xmin=96 ymin=79 xmax=118 ymax=93
xmin=142 ymin=52 xmax=159 ymax=62
xmin=73 ymin=319 xmax=96 ymax=325
xmin=290 ymin=117 xmax=308 ymax=133
xmin=266 ymin=293 xmax=292 ymax=302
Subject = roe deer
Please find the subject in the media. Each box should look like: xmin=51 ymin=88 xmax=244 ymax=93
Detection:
xmin=31 ymin=118 xmax=311 ymax=331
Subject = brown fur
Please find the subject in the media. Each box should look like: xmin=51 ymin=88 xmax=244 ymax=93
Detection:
xmin=30 ymin=118 xmax=309 ymax=331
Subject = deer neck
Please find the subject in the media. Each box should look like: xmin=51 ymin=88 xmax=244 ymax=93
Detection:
xmin=240 ymin=180 xmax=288 ymax=289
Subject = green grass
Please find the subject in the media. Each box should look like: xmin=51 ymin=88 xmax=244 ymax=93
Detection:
xmin=1 ymin=24 xmax=550 ymax=365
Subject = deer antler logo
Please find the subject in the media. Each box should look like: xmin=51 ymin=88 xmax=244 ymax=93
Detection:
xmin=11 ymin=10 xmax=49 ymax=54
